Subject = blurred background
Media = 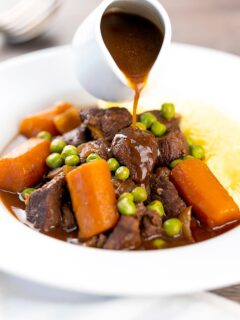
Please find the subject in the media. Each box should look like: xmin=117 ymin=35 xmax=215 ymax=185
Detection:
xmin=0 ymin=0 xmax=240 ymax=62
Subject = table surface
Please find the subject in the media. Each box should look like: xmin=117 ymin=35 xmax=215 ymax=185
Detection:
xmin=0 ymin=0 xmax=240 ymax=303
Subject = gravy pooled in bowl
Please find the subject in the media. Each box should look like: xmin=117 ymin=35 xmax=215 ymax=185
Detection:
xmin=101 ymin=11 xmax=163 ymax=126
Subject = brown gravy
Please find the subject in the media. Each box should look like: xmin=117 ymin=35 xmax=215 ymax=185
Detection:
xmin=101 ymin=11 xmax=163 ymax=126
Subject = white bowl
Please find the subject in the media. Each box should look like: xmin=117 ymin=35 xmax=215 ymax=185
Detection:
xmin=0 ymin=44 xmax=240 ymax=296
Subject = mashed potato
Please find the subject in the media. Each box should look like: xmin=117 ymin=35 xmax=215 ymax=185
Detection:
xmin=101 ymin=99 xmax=240 ymax=207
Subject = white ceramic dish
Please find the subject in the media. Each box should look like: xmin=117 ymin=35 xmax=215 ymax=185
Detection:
xmin=0 ymin=44 xmax=240 ymax=296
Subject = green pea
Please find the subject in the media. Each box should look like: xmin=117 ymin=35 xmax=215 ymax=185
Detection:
xmin=65 ymin=155 xmax=80 ymax=166
xmin=86 ymin=153 xmax=101 ymax=163
xmin=107 ymin=158 xmax=120 ymax=171
xmin=147 ymin=200 xmax=165 ymax=216
xmin=115 ymin=166 xmax=130 ymax=181
xmin=21 ymin=188 xmax=36 ymax=200
xmin=50 ymin=139 xmax=67 ymax=153
xmin=186 ymin=137 xmax=194 ymax=147
xmin=136 ymin=122 xmax=147 ymax=131
xmin=190 ymin=145 xmax=205 ymax=159
xmin=140 ymin=112 xmax=157 ymax=129
xmin=117 ymin=198 xmax=136 ymax=216
xmin=46 ymin=153 xmax=63 ymax=169
xmin=183 ymin=155 xmax=194 ymax=161
xmin=151 ymin=121 xmax=167 ymax=137
xmin=170 ymin=159 xmax=183 ymax=168
xmin=61 ymin=145 xmax=78 ymax=160
xmin=161 ymin=103 xmax=175 ymax=120
xmin=132 ymin=187 xmax=147 ymax=203
xmin=152 ymin=238 xmax=166 ymax=248
xmin=118 ymin=192 xmax=134 ymax=202
xmin=163 ymin=218 xmax=182 ymax=237
xmin=37 ymin=131 xmax=52 ymax=141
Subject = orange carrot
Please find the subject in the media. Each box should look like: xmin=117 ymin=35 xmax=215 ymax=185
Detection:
xmin=66 ymin=159 xmax=118 ymax=239
xmin=0 ymin=138 xmax=50 ymax=192
xmin=19 ymin=102 xmax=74 ymax=137
xmin=171 ymin=158 xmax=240 ymax=228
xmin=53 ymin=106 xmax=81 ymax=134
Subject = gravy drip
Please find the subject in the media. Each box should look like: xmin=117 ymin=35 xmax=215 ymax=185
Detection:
xmin=101 ymin=11 xmax=163 ymax=126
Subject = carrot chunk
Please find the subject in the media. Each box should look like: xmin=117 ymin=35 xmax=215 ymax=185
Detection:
xmin=19 ymin=102 xmax=74 ymax=137
xmin=53 ymin=106 xmax=81 ymax=134
xmin=0 ymin=138 xmax=50 ymax=192
xmin=66 ymin=159 xmax=118 ymax=239
xmin=171 ymin=158 xmax=240 ymax=228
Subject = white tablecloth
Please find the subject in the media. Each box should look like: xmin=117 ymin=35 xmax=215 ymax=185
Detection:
xmin=1 ymin=272 xmax=240 ymax=320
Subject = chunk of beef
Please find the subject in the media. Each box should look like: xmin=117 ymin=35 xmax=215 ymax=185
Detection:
xmin=111 ymin=177 xmax=136 ymax=198
xmin=61 ymin=124 xmax=91 ymax=147
xmin=103 ymin=216 xmax=141 ymax=250
xmin=135 ymin=203 xmax=147 ymax=221
xmin=84 ymin=234 xmax=107 ymax=248
xmin=81 ymin=107 xmax=132 ymax=140
xmin=141 ymin=210 xmax=163 ymax=240
xmin=157 ymin=129 xmax=188 ymax=166
xmin=61 ymin=202 xmax=77 ymax=231
xmin=151 ymin=167 xmax=186 ymax=217
xmin=78 ymin=139 xmax=112 ymax=161
xmin=26 ymin=173 xmax=65 ymax=232
xmin=138 ymin=110 xmax=181 ymax=131
xmin=111 ymin=127 xmax=158 ymax=183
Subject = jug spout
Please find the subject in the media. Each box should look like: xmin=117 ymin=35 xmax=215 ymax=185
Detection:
xmin=72 ymin=0 xmax=171 ymax=102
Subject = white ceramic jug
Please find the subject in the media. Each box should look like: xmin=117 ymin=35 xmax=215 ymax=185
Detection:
xmin=72 ymin=0 xmax=171 ymax=102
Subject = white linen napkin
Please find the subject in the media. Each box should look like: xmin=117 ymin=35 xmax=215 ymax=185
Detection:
xmin=1 ymin=272 xmax=240 ymax=320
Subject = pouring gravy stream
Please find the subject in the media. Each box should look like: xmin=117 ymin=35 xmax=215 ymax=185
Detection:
xmin=101 ymin=11 xmax=164 ymax=126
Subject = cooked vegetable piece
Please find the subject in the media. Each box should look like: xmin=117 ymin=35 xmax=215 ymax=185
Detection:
xmin=115 ymin=166 xmax=130 ymax=181
xmin=170 ymin=159 xmax=183 ymax=168
xmin=163 ymin=218 xmax=182 ymax=237
xmin=61 ymin=145 xmax=78 ymax=159
xmin=37 ymin=131 xmax=52 ymax=141
xmin=117 ymin=197 xmax=136 ymax=216
xmin=190 ymin=144 xmax=205 ymax=159
xmin=161 ymin=103 xmax=175 ymax=120
xmin=65 ymin=155 xmax=80 ymax=166
xmin=171 ymin=158 xmax=240 ymax=227
xmin=151 ymin=121 xmax=166 ymax=137
xmin=21 ymin=188 xmax=36 ymax=201
xmin=50 ymin=139 xmax=66 ymax=153
xmin=119 ymin=192 xmax=134 ymax=202
xmin=152 ymin=238 xmax=166 ymax=248
xmin=46 ymin=153 xmax=63 ymax=169
xmin=19 ymin=102 xmax=73 ymax=137
xmin=86 ymin=153 xmax=101 ymax=163
xmin=136 ymin=122 xmax=146 ymax=131
xmin=0 ymin=138 xmax=50 ymax=192
xmin=53 ymin=106 xmax=81 ymax=134
xmin=66 ymin=159 xmax=119 ymax=239
xmin=140 ymin=112 xmax=157 ymax=129
xmin=107 ymin=158 xmax=120 ymax=171
xmin=147 ymin=200 xmax=165 ymax=216
xmin=132 ymin=187 xmax=147 ymax=203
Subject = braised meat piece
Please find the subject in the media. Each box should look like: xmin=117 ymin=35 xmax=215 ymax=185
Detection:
xmin=84 ymin=234 xmax=107 ymax=248
xmin=157 ymin=129 xmax=188 ymax=166
xmin=81 ymin=107 xmax=132 ymax=140
xmin=111 ymin=127 xmax=158 ymax=183
xmin=141 ymin=210 xmax=163 ymax=240
xmin=61 ymin=124 xmax=91 ymax=147
xmin=103 ymin=216 xmax=141 ymax=250
xmin=61 ymin=202 xmax=77 ymax=231
xmin=26 ymin=173 xmax=65 ymax=232
xmin=78 ymin=138 xmax=112 ymax=161
xmin=151 ymin=167 xmax=186 ymax=217
xmin=111 ymin=177 xmax=136 ymax=198
xmin=138 ymin=110 xmax=181 ymax=131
